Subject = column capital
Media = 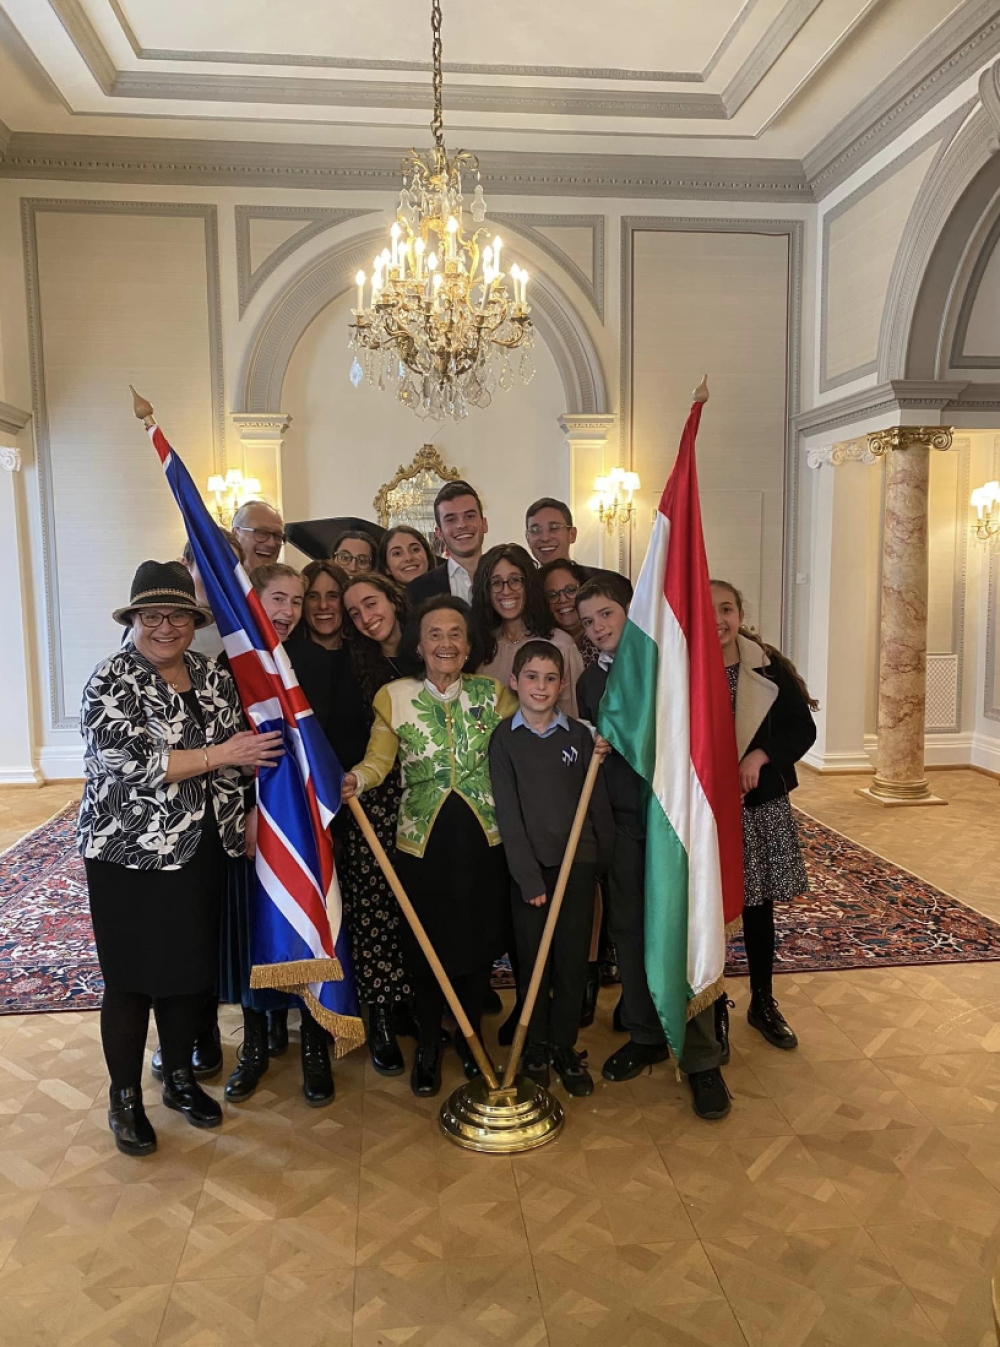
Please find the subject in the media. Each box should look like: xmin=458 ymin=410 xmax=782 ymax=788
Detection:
xmin=0 ymin=447 xmax=21 ymax=472
xmin=558 ymin=413 xmax=616 ymax=443
xmin=231 ymin=412 xmax=292 ymax=440
xmin=866 ymin=426 xmax=954 ymax=456
xmin=806 ymin=437 xmax=876 ymax=469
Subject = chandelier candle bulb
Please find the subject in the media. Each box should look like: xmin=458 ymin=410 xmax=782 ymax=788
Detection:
xmin=493 ymin=236 xmax=503 ymax=274
xmin=414 ymin=237 xmax=425 ymax=279
xmin=355 ymin=270 xmax=365 ymax=310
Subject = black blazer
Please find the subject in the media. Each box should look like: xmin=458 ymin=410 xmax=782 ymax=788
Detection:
xmin=741 ymin=655 xmax=817 ymax=809
xmin=407 ymin=563 xmax=452 ymax=607
xmin=576 ymin=661 xmax=646 ymax=836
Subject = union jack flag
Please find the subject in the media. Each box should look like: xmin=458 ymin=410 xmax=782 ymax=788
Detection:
xmin=144 ymin=416 xmax=363 ymax=1053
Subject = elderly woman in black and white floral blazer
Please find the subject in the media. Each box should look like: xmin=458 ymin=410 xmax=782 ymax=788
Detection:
xmin=78 ymin=559 xmax=282 ymax=1158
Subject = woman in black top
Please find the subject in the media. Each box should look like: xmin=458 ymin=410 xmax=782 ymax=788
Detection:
xmin=78 ymin=561 xmax=281 ymax=1157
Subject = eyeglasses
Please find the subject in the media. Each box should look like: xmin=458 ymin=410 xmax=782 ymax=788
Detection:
xmin=489 ymin=575 xmax=525 ymax=593
xmin=334 ymin=551 xmax=373 ymax=570
xmin=545 ymin=583 xmax=580 ymax=602
xmin=138 ymin=609 xmax=195 ymax=629
xmin=235 ymin=526 xmax=286 ymax=546
xmin=527 ymin=522 xmax=569 ymax=537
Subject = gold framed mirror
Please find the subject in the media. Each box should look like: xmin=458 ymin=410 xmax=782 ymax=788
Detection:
xmin=373 ymin=445 xmax=462 ymax=548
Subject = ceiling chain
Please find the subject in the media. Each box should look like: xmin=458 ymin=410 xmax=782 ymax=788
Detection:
xmin=431 ymin=0 xmax=444 ymax=151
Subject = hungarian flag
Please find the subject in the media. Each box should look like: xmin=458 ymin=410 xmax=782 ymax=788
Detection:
xmin=598 ymin=387 xmax=743 ymax=1056
xmin=137 ymin=393 xmax=364 ymax=1054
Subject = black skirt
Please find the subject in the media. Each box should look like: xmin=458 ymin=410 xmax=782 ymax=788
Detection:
xmin=85 ymin=818 xmax=226 ymax=999
xmin=394 ymin=792 xmax=510 ymax=979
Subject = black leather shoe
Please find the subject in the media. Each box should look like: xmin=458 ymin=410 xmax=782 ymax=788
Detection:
xmin=687 ymin=1067 xmax=732 ymax=1120
xmin=368 ymin=1004 xmax=405 ymax=1076
xmin=300 ymin=1011 xmax=335 ymax=1107
xmin=150 ymin=1044 xmax=164 ymax=1082
xmin=483 ymin=986 xmax=504 ymax=1016
xmin=520 ymin=1045 xmax=550 ymax=1088
xmin=108 ymin=1085 xmax=157 ymax=1156
xmin=601 ymin=1039 xmax=670 ymax=1083
xmin=747 ymin=994 xmax=798 ymax=1050
xmin=551 ymin=1045 xmax=593 ymax=1097
xmin=224 ymin=1010 xmax=269 ymax=1103
xmin=267 ymin=1008 xmax=289 ymax=1057
xmin=192 ymin=1023 xmax=223 ymax=1080
xmin=394 ymin=1001 xmax=420 ymax=1039
xmin=411 ymin=1045 xmax=442 ymax=1097
xmin=600 ymin=944 xmax=620 ymax=986
xmin=612 ymin=996 xmax=626 ymax=1034
xmin=579 ymin=962 xmax=599 ymax=1029
xmin=714 ymin=995 xmax=735 ymax=1066
xmin=497 ymin=998 xmax=523 ymax=1047
xmin=162 ymin=1068 xmax=223 ymax=1129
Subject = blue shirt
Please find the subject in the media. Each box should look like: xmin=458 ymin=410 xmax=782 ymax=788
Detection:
xmin=511 ymin=708 xmax=570 ymax=739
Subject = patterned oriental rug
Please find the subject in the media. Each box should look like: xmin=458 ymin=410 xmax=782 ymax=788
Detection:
xmin=3 ymin=804 xmax=1000 ymax=1015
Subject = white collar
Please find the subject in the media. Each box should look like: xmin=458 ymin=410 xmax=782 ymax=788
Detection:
xmin=598 ymin=651 xmax=615 ymax=671
xmin=423 ymin=675 xmax=463 ymax=703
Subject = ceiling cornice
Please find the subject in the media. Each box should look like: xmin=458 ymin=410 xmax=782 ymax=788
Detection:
xmin=790 ymin=379 xmax=995 ymax=436
xmin=0 ymin=116 xmax=11 ymax=159
xmin=0 ymin=134 xmax=815 ymax=200
xmin=0 ymin=399 xmax=31 ymax=436
xmin=805 ymin=0 xmax=1000 ymax=198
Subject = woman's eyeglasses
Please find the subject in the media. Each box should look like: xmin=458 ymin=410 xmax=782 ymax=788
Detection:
xmin=489 ymin=575 xmax=525 ymax=593
xmin=138 ymin=610 xmax=195 ymax=629
xmin=544 ymin=583 xmax=580 ymax=602
xmin=334 ymin=551 xmax=373 ymax=570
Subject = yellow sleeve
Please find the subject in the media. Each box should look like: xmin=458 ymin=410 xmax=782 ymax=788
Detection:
xmin=496 ymin=682 xmax=519 ymax=721
xmin=351 ymin=684 xmax=399 ymax=794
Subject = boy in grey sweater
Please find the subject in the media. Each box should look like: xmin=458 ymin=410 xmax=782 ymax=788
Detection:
xmin=489 ymin=640 xmax=614 ymax=1096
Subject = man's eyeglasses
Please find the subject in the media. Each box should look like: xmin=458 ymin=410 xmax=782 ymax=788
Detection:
xmin=236 ymin=526 xmax=286 ymax=546
xmin=545 ymin=583 xmax=580 ymax=603
xmin=527 ymin=522 xmax=569 ymax=537
xmin=489 ymin=575 xmax=525 ymax=593
xmin=138 ymin=609 xmax=195 ymax=629
xmin=334 ymin=551 xmax=373 ymax=570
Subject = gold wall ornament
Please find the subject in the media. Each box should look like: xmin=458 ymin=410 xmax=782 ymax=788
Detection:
xmin=866 ymin=426 xmax=954 ymax=456
xmin=373 ymin=444 xmax=462 ymax=541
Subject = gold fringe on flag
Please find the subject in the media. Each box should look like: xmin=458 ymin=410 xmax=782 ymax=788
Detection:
xmin=685 ymin=973 xmax=725 ymax=1021
xmin=249 ymin=959 xmax=367 ymax=1057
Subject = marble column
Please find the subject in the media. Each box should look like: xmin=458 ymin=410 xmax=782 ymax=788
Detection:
xmin=859 ymin=425 xmax=953 ymax=807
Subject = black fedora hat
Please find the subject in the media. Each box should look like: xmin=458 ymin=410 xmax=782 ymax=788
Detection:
xmin=112 ymin=560 xmax=214 ymax=628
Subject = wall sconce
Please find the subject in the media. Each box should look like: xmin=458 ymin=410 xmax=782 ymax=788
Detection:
xmin=970 ymin=479 xmax=1000 ymax=552
xmin=207 ymin=468 xmax=262 ymax=528
xmin=594 ymin=467 xmax=641 ymax=533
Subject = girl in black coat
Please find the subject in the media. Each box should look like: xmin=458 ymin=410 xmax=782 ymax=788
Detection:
xmin=710 ymin=580 xmax=818 ymax=1053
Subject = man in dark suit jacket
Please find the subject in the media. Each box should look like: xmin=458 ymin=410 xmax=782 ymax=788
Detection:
xmin=524 ymin=497 xmax=633 ymax=599
xmin=408 ymin=480 xmax=488 ymax=608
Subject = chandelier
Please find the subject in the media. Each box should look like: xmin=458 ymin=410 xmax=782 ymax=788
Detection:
xmin=348 ymin=0 xmax=535 ymax=421
xmin=970 ymin=479 xmax=1000 ymax=551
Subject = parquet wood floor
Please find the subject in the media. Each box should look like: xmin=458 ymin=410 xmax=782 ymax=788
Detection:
xmin=0 ymin=770 xmax=997 ymax=1345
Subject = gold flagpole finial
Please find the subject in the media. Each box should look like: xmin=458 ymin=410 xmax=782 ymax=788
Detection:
xmin=693 ymin=375 xmax=709 ymax=404
xmin=129 ymin=385 xmax=155 ymax=426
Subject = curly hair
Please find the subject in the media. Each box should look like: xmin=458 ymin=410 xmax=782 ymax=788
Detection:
xmin=342 ymin=572 xmax=410 ymax=698
xmin=710 ymin=577 xmax=819 ymax=712
xmin=472 ymin=543 xmax=553 ymax=666
xmin=377 ymin=525 xmax=436 ymax=582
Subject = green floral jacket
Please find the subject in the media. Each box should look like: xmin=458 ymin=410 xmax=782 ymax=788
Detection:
xmin=352 ymin=674 xmax=518 ymax=858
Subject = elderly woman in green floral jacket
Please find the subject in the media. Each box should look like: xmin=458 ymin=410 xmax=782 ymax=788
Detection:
xmin=342 ymin=595 xmax=517 ymax=1097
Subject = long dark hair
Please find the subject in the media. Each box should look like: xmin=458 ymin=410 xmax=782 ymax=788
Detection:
xmin=298 ymin=559 xmax=349 ymax=645
xmin=342 ymin=572 xmax=410 ymax=698
xmin=377 ymin=525 xmax=437 ymax=581
xmin=472 ymin=543 xmax=553 ymax=666
xmin=710 ymin=578 xmax=819 ymax=712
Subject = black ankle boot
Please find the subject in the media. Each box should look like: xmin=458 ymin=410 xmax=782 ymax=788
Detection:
xmin=579 ymin=962 xmax=599 ymax=1029
xmin=498 ymin=997 xmax=523 ymax=1047
xmin=368 ymin=1004 xmax=404 ymax=1076
xmin=600 ymin=943 xmax=620 ymax=986
xmin=411 ymin=1044 xmax=442 ymax=1097
xmin=267 ymin=1008 xmax=289 ymax=1057
xmin=714 ymin=994 xmax=735 ymax=1065
xmin=224 ymin=1010 xmax=269 ymax=1102
xmin=108 ymin=1085 xmax=156 ymax=1156
xmin=394 ymin=1001 xmax=420 ymax=1039
xmin=191 ymin=1014 xmax=223 ymax=1080
xmin=454 ymin=1028 xmax=490 ymax=1082
xmin=747 ymin=991 xmax=798 ymax=1050
xmin=300 ymin=1011 xmax=335 ymax=1107
xmin=162 ymin=1067 xmax=223 ymax=1129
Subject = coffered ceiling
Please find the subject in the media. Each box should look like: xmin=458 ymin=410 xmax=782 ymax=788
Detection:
xmin=0 ymin=0 xmax=996 ymax=197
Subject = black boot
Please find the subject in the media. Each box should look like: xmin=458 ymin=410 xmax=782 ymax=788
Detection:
xmin=714 ymin=995 xmax=735 ymax=1066
xmin=600 ymin=943 xmax=620 ymax=986
xmin=108 ymin=1085 xmax=156 ymax=1156
xmin=267 ymin=1008 xmax=289 ymax=1057
xmin=368 ymin=1004 xmax=404 ymax=1076
xmin=394 ymin=1001 xmax=420 ymax=1039
xmin=191 ymin=997 xmax=223 ymax=1079
xmin=162 ymin=1068 xmax=223 ymax=1129
xmin=687 ymin=1067 xmax=732 ymax=1120
xmin=612 ymin=996 xmax=626 ymax=1033
xmin=150 ymin=1044 xmax=164 ymax=1082
xmin=300 ymin=1010 xmax=335 ymax=1107
xmin=454 ymin=1028 xmax=490 ymax=1082
xmin=498 ymin=997 xmax=523 ymax=1047
xmin=747 ymin=991 xmax=798 ymax=1050
xmin=411 ymin=1044 xmax=441 ymax=1097
xmin=224 ymin=1008 xmax=269 ymax=1102
xmin=579 ymin=962 xmax=600 ymax=1029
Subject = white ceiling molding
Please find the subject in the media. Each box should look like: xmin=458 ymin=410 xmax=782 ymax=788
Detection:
xmin=947 ymin=200 xmax=1000 ymax=369
xmin=722 ymin=0 xmax=822 ymax=116
xmin=980 ymin=54 xmax=1000 ymax=150
xmin=234 ymin=206 xmax=376 ymax=318
xmin=804 ymin=0 xmax=1000 ymax=198
xmin=0 ymin=399 xmax=30 ymax=437
xmin=489 ymin=214 xmax=605 ymax=321
xmin=0 ymin=116 xmax=11 ymax=159
xmin=790 ymin=379 xmax=1000 ymax=438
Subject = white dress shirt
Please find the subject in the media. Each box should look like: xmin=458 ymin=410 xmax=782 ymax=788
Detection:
xmin=447 ymin=558 xmax=474 ymax=604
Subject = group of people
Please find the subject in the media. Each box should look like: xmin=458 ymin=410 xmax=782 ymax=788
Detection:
xmin=78 ymin=480 xmax=816 ymax=1157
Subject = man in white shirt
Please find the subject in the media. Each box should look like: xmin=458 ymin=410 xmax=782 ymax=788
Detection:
xmin=408 ymin=480 xmax=489 ymax=607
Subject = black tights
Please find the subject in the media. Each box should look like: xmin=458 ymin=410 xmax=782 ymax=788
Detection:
xmin=412 ymin=964 xmax=492 ymax=1051
xmin=100 ymin=988 xmax=207 ymax=1090
xmin=741 ymin=902 xmax=776 ymax=997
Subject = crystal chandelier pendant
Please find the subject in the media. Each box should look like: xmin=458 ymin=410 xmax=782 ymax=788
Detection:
xmin=347 ymin=0 xmax=535 ymax=421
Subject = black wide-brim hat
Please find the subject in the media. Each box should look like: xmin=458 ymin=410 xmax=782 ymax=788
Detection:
xmin=112 ymin=559 xmax=214 ymax=628
xmin=285 ymin=517 xmax=386 ymax=561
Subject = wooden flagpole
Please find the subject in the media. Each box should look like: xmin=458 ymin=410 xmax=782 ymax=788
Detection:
xmin=346 ymin=796 xmax=501 ymax=1091
xmin=501 ymin=752 xmax=603 ymax=1090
